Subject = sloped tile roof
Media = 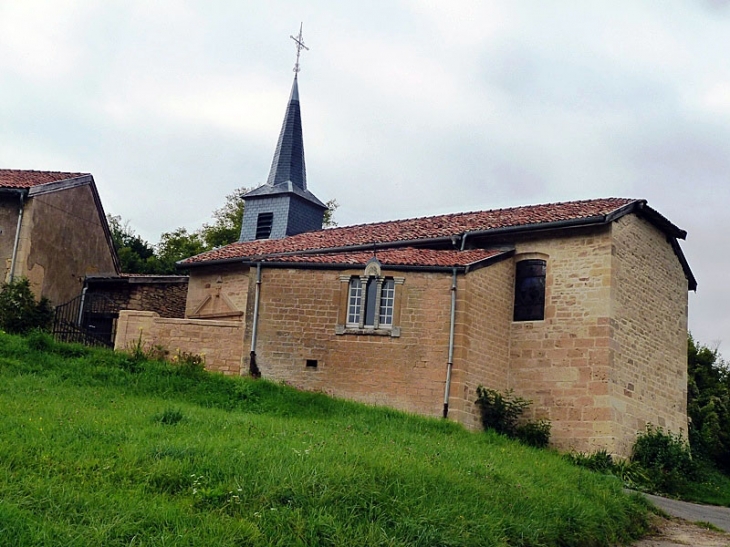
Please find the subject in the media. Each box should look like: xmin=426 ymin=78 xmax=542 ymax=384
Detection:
xmin=0 ymin=169 xmax=88 ymax=189
xmin=183 ymin=197 xmax=637 ymax=265
xmin=263 ymin=248 xmax=507 ymax=268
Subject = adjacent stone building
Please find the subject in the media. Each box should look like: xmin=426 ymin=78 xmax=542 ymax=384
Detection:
xmin=115 ymin=70 xmax=695 ymax=456
xmin=0 ymin=170 xmax=119 ymax=305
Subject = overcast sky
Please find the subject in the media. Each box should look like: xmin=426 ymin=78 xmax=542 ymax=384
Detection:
xmin=1 ymin=1 xmax=729 ymax=352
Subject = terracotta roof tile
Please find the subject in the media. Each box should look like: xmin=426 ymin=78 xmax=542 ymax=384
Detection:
xmin=0 ymin=169 xmax=88 ymax=189
xmin=183 ymin=197 xmax=637 ymax=265
xmin=264 ymin=248 xmax=506 ymax=268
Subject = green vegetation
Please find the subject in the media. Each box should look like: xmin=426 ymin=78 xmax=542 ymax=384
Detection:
xmin=0 ymin=278 xmax=53 ymax=334
xmin=0 ymin=331 xmax=650 ymax=546
xmin=475 ymin=387 xmax=551 ymax=448
xmin=688 ymin=336 xmax=730 ymax=473
xmin=109 ymin=189 xmax=339 ymax=274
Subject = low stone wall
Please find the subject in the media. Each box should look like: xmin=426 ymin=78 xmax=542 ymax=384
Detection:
xmin=114 ymin=310 xmax=245 ymax=375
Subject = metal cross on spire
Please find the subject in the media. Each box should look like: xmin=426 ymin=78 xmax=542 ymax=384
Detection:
xmin=290 ymin=22 xmax=308 ymax=73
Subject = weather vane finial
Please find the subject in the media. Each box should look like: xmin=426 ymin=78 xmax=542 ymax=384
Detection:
xmin=290 ymin=22 xmax=308 ymax=74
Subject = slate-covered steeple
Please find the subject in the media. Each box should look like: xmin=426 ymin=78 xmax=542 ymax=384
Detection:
xmin=239 ymin=26 xmax=327 ymax=242
xmin=266 ymin=75 xmax=307 ymax=190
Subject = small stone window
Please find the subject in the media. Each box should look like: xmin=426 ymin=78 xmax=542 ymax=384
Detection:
xmin=347 ymin=276 xmax=395 ymax=328
xmin=513 ymin=259 xmax=546 ymax=321
xmin=338 ymin=258 xmax=403 ymax=337
xmin=255 ymin=212 xmax=273 ymax=239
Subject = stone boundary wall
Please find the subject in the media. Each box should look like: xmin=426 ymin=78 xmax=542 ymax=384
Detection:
xmin=114 ymin=310 xmax=244 ymax=375
xmin=88 ymin=279 xmax=188 ymax=318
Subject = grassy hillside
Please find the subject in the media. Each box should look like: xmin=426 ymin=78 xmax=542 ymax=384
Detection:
xmin=0 ymin=332 xmax=650 ymax=546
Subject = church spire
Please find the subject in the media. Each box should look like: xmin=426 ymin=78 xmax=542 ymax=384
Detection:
xmin=238 ymin=24 xmax=327 ymax=242
xmin=265 ymin=23 xmax=308 ymax=191
xmin=265 ymin=74 xmax=306 ymax=190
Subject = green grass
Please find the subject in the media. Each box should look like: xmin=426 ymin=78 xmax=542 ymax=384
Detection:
xmin=0 ymin=331 xmax=650 ymax=546
xmin=680 ymin=466 xmax=730 ymax=507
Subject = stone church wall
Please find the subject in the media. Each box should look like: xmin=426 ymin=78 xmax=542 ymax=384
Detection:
xmin=448 ymin=260 xmax=514 ymax=429
xmin=248 ymin=267 xmax=453 ymax=418
xmin=609 ymin=214 xmax=689 ymax=456
xmin=508 ymin=226 xmax=618 ymax=454
xmin=185 ymin=264 xmax=250 ymax=320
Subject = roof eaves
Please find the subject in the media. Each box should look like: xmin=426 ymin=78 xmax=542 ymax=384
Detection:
xmin=669 ymin=238 xmax=697 ymax=291
xmin=177 ymin=256 xmax=246 ymax=269
xmin=87 ymin=176 xmax=121 ymax=275
xmin=26 ymin=174 xmax=93 ymax=196
xmin=464 ymin=248 xmax=515 ymax=273
xmin=635 ymin=202 xmax=687 ymax=239
xmin=252 ymin=259 xmax=468 ymax=273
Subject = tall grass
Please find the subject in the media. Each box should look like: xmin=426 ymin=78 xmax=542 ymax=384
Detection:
xmin=0 ymin=332 xmax=650 ymax=546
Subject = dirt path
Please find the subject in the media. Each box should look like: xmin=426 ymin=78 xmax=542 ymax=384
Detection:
xmin=632 ymin=492 xmax=730 ymax=546
xmin=634 ymin=516 xmax=728 ymax=546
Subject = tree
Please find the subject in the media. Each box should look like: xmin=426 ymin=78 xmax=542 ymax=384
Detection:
xmin=323 ymin=198 xmax=339 ymax=228
xmin=199 ymin=187 xmax=248 ymax=249
xmin=155 ymin=228 xmax=207 ymax=274
xmin=107 ymin=214 xmax=158 ymax=274
xmin=687 ymin=335 xmax=730 ymax=471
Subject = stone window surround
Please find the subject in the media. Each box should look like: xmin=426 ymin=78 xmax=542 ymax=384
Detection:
xmin=335 ymin=260 xmax=405 ymax=337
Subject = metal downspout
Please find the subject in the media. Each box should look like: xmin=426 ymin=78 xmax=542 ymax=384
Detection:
xmin=460 ymin=232 xmax=469 ymax=251
xmin=443 ymin=268 xmax=458 ymax=418
xmin=9 ymin=193 xmax=25 ymax=283
xmin=77 ymin=285 xmax=88 ymax=326
xmin=248 ymin=262 xmax=262 ymax=378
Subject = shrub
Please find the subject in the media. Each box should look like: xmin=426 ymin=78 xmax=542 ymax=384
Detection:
xmin=0 ymin=278 xmax=54 ymax=335
xmin=631 ymin=425 xmax=697 ymax=494
xmin=475 ymin=386 xmax=551 ymax=448
xmin=515 ymin=420 xmax=551 ymax=449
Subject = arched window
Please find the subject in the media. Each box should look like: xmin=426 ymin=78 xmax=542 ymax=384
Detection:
xmin=513 ymin=259 xmax=546 ymax=321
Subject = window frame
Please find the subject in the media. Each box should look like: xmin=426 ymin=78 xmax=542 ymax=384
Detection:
xmin=346 ymin=274 xmax=395 ymax=329
xmin=337 ymin=259 xmax=404 ymax=337
xmin=513 ymin=258 xmax=547 ymax=322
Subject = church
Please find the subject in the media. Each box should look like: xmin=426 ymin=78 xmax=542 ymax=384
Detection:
xmin=115 ymin=37 xmax=695 ymax=456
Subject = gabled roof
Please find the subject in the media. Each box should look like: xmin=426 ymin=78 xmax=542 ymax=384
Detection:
xmin=0 ymin=169 xmax=88 ymax=189
xmin=180 ymin=196 xmax=695 ymax=289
